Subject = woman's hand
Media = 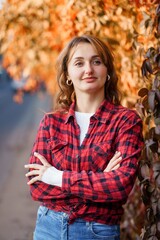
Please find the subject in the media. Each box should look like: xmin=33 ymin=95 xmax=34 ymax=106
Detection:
xmin=104 ymin=151 xmax=122 ymax=172
xmin=24 ymin=152 xmax=52 ymax=185
xmin=24 ymin=152 xmax=63 ymax=187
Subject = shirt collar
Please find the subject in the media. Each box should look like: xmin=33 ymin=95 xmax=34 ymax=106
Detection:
xmin=65 ymin=99 xmax=116 ymax=124
xmin=64 ymin=102 xmax=76 ymax=124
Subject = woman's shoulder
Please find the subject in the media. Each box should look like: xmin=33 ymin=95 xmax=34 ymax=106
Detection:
xmin=113 ymin=104 xmax=141 ymax=120
xmin=42 ymin=109 xmax=68 ymax=122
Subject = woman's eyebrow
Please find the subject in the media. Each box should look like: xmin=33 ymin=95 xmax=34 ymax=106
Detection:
xmin=73 ymin=55 xmax=100 ymax=60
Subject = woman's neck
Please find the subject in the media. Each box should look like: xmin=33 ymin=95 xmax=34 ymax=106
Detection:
xmin=75 ymin=92 xmax=105 ymax=113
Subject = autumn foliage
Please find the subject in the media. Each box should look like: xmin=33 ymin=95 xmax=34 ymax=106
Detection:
xmin=136 ymin=4 xmax=160 ymax=239
xmin=0 ymin=0 xmax=157 ymax=101
xmin=0 ymin=0 xmax=160 ymax=239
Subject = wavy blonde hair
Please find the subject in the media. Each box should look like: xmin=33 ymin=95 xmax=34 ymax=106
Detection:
xmin=55 ymin=35 xmax=120 ymax=110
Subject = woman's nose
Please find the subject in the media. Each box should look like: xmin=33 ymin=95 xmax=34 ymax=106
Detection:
xmin=84 ymin=62 xmax=93 ymax=74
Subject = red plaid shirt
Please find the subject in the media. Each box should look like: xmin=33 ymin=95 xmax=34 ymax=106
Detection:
xmin=29 ymin=100 xmax=144 ymax=225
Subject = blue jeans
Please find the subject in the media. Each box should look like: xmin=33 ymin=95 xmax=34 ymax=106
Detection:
xmin=33 ymin=206 xmax=120 ymax=240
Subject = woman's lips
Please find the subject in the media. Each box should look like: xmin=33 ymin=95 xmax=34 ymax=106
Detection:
xmin=82 ymin=77 xmax=97 ymax=82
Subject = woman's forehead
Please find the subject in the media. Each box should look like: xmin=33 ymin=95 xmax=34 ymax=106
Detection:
xmin=68 ymin=42 xmax=99 ymax=61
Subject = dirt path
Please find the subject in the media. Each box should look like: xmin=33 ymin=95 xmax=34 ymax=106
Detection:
xmin=0 ymin=92 xmax=52 ymax=240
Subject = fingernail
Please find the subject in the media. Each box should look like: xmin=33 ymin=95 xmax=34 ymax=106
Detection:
xmin=34 ymin=152 xmax=38 ymax=156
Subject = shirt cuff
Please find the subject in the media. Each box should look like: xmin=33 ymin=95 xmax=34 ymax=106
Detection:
xmin=62 ymin=171 xmax=72 ymax=192
xmin=62 ymin=170 xmax=85 ymax=193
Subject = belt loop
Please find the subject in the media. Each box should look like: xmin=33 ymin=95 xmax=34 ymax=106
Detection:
xmin=86 ymin=221 xmax=90 ymax=227
xmin=44 ymin=207 xmax=49 ymax=216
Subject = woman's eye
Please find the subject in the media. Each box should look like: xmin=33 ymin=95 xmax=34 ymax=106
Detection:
xmin=75 ymin=61 xmax=83 ymax=67
xmin=93 ymin=59 xmax=102 ymax=65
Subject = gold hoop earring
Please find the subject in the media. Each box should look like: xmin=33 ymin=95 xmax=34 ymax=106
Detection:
xmin=107 ymin=74 xmax=110 ymax=81
xmin=66 ymin=77 xmax=72 ymax=86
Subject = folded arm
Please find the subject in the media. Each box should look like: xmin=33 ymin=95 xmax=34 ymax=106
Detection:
xmin=61 ymin=113 xmax=143 ymax=203
xmin=25 ymin=112 xmax=143 ymax=204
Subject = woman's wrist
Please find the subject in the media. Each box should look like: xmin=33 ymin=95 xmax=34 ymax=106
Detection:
xmin=42 ymin=167 xmax=63 ymax=187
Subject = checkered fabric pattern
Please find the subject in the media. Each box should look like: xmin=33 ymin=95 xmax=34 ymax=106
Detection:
xmin=28 ymin=100 xmax=144 ymax=224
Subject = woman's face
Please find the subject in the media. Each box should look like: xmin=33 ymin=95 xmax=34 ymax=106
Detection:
xmin=67 ymin=43 xmax=107 ymax=97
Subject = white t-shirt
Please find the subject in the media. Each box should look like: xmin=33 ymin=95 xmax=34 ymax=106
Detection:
xmin=75 ymin=111 xmax=94 ymax=145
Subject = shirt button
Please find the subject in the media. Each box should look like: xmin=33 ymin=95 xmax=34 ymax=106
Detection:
xmin=76 ymin=154 xmax=79 ymax=158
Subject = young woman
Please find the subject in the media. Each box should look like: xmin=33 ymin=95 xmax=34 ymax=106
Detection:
xmin=25 ymin=35 xmax=144 ymax=240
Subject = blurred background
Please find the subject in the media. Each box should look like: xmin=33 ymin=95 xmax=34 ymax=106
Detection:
xmin=0 ymin=66 xmax=52 ymax=239
xmin=0 ymin=0 xmax=159 ymax=239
